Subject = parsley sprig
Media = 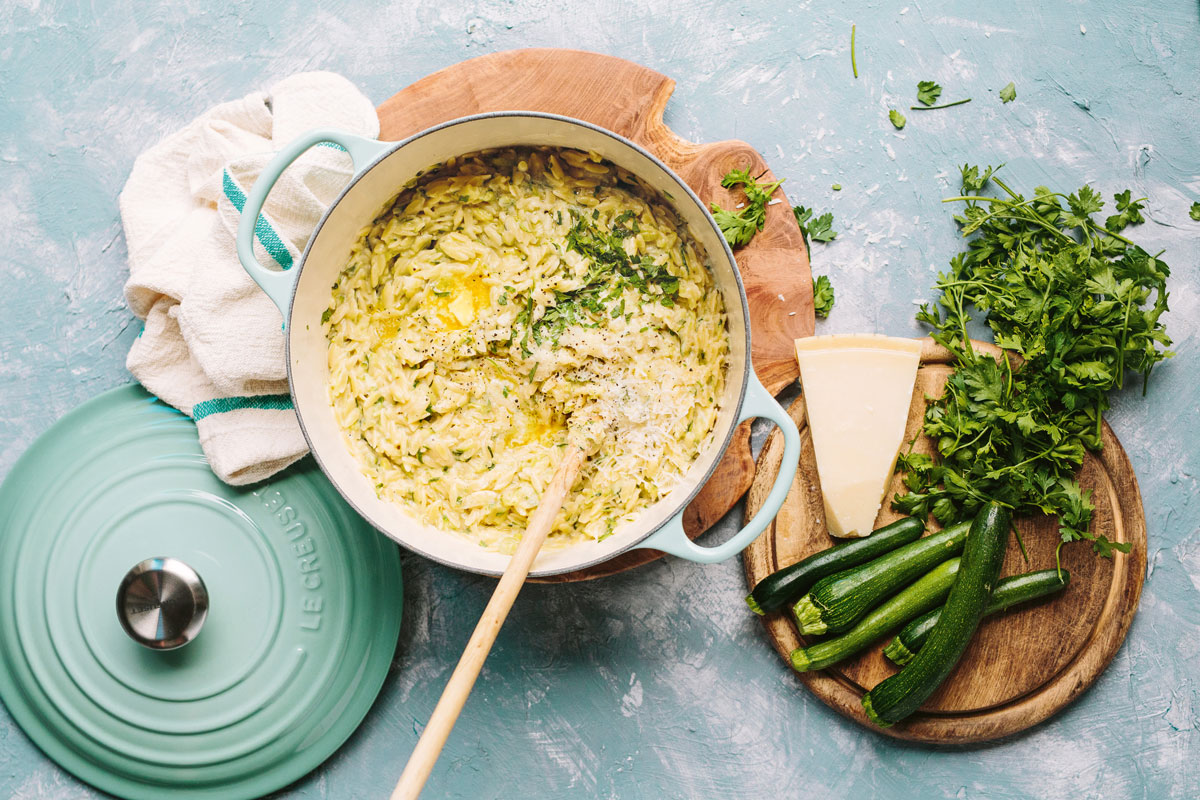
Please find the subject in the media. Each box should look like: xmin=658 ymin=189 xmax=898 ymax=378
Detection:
xmin=911 ymin=80 xmax=971 ymax=111
xmin=895 ymin=164 xmax=1172 ymax=560
xmin=711 ymin=168 xmax=784 ymax=247
xmin=794 ymin=205 xmax=838 ymax=318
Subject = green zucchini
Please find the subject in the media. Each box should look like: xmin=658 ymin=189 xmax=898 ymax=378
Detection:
xmin=791 ymin=557 xmax=961 ymax=672
xmin=792 ymin=521 xmax=971 ymax=636
xmin=883 ymin=568 xmax=1070 ymax=666
xmin=747 ymin=517 xmax=925 ymax=615
xmin=863 ymin=502 xmax=1011 ymax=727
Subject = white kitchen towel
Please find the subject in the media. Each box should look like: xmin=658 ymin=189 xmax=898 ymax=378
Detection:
xmin=121 ymin=71 xmax=379 ymax=485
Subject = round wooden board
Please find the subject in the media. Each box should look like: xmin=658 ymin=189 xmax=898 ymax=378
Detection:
xmin=376 ymin=49 xmax=815 ymax=582
xmin=742 ymin=338 xmax=1147 ymax=743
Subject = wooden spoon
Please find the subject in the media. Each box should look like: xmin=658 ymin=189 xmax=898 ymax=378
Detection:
xmin=390 ymin=442 xmax=589 ymax=799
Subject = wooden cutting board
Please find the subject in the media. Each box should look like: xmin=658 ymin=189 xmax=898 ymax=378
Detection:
xmin=376 ymin=49 xmax=815 ymax=582
xmin=743 ymin=339 xmax=1146 ymax=743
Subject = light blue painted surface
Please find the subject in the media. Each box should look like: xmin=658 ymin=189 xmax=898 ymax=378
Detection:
xmin=1 ymin=1 xmax=1198 ymax=798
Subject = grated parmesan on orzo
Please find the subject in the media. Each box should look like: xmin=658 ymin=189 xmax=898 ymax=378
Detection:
xmin=325 ymin=146 xmax=729 ymax=553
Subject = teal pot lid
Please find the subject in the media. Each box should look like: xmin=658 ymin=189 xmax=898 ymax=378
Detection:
xmin=0 ymin=384 xmax=403 ymax=800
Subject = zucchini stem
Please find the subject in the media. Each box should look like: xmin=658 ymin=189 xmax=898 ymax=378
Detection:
xmin=882 ymin=637 xmax=916 ymax=666
xmin=793 ymin=595 xmax=829 ymax=636
xmin=862 ymin=693 xmax=891 ymax=728
xmin=745 ymin=594 xmax=765 ymax=616
xmin=791 ymin=648 xmax=814 ymax=672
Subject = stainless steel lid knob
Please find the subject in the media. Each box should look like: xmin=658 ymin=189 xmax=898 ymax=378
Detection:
xmin=116 ymin=557 xmax=209 ymax=650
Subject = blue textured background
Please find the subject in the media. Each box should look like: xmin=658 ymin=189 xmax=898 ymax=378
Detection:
xmin=2 ymin=1 xmax=1198 ymax=798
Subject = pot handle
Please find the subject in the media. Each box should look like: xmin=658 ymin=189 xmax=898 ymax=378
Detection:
xmin=235 ymin=128 xmax=391 ymax=318
xmin=634 ymin=372 xmax=800 ymax=563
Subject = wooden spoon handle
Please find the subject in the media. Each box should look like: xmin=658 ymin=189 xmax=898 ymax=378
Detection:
xmin=390 ymin=445 xmax=587 ymax=799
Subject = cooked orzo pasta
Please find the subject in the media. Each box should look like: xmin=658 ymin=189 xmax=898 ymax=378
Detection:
xmin=325 ymin=146 xmax=729 ymax=552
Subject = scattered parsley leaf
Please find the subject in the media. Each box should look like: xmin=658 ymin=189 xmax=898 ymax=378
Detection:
xmin=1190 ymin=201 xmax=1200 ymax=221
xmin=812 ymin=275 xmax=835 ymax=318
xmin=711 ymin=168 xmax=784 ymax=248
xmin=1105 ymin=189 xmax=1146 ymax=233
xmin=793 ymin=205 xmax=837 ymax=246
xmin=720 ymin=168 xmax=757 ymax=190
xmin=320 ymin=308 xmax=333 ymax=324
xmin=999 ymin=81 xmax=1016 ymax=103
xmin=917 ymin=80 xmax=943 ymax=106
xmin=889 ymin=109 xmax=907 ymax=129
xmin=808 ymin=214 xmax=836 ymax=243
xmin=897 ymin=164 xmax=1173 ymax=561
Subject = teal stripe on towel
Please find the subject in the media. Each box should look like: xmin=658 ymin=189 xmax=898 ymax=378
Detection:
xmin=192 ymin=394 xmax=294 ymax=421
xmin=222 ymin=170 xmax=295 ymax=271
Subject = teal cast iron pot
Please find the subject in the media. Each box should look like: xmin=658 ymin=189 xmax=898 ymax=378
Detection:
xmin=236 ymin=112 xmax=800 ymax=577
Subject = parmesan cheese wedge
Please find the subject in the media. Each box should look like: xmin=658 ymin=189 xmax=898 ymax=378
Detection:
xmin=794 ymin=334 xmax=923 ymax=538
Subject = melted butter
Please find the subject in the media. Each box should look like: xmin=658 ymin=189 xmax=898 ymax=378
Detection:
xmin=377 ymin=316 xmax=402 ymax=340
xmin=427 ymin=273 xmax=491 ymax=329
xmin=507 ymin=412 xmax=566 ymax=447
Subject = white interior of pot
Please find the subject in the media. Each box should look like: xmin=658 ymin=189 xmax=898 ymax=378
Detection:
xmin=287 ymin=114 xmax=749 ymax=576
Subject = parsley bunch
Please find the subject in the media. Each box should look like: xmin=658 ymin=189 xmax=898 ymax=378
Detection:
xmin=895 ymin=164 xmax=1172 ymax=559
